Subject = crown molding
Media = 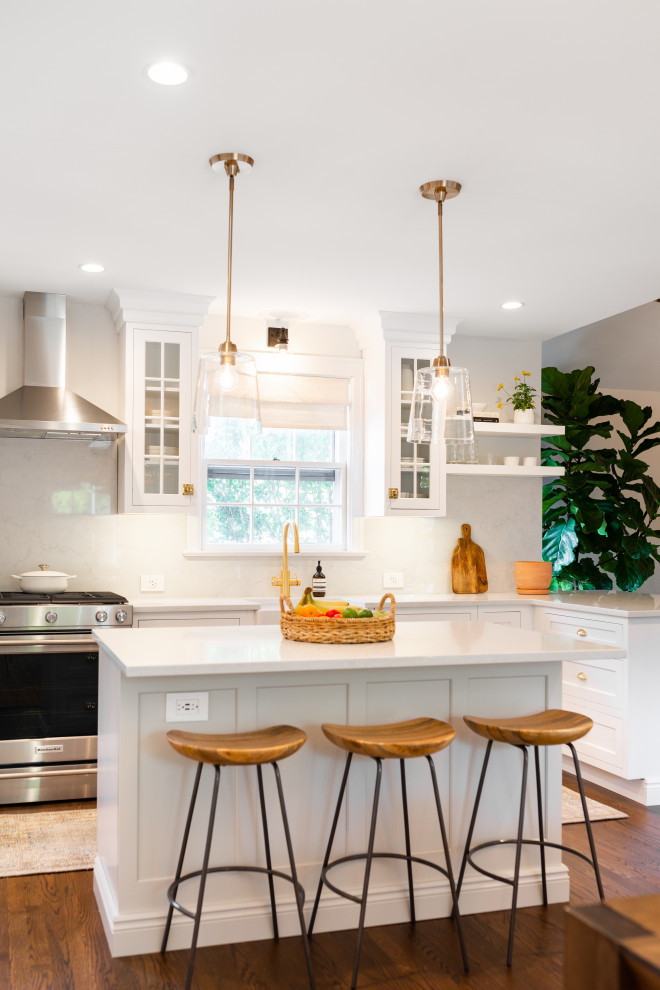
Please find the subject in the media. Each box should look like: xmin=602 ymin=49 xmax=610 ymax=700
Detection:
xmin=106 ymin=289 xmax=214 ymax=332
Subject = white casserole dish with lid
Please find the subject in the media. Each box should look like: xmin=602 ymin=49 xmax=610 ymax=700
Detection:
xmin=11 ymin=565 xmax=77 ymax=593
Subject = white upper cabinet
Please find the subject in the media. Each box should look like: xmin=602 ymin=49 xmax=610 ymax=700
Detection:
xmin=356 ymin=311 xmax=460 ymax=516
xmin=107 ymin=290 xmax=213 ymax=513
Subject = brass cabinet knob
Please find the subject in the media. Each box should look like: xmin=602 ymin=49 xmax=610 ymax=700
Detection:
xmin=388 ymin=488 xmax=399 ymax=499
xmin=576 ymin=628 xmax=587 ymax=637
xmin=577 ymin=671 xmax=587 ymax=681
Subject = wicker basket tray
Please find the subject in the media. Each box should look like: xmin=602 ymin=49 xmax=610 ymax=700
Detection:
xmin=280 ymin=593 xmax=396 ymax=644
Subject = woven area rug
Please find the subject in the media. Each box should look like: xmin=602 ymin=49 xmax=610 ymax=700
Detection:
xmin=562 ymin=786 xmax=628 ymax=824
xmin=0 ymin=808 xmax=96 ymax=877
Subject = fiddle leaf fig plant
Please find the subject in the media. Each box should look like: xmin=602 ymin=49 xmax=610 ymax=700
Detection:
xmin=541 ymin=366 xmax=660 ymax=592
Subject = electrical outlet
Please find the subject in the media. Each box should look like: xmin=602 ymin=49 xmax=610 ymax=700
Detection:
xmin=165 ymin=692 xmax=209 ymax=723
xmin=382 ymin=571 xmax=404 ymax=589
xmin=141 ymin=574 xmax=165 ymax=592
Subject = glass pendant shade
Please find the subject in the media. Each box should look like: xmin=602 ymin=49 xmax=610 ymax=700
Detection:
xmin=407 ymin=365 xmax=475 ymax=451
xmin=193 ymin=349 xmax=261 ymax=435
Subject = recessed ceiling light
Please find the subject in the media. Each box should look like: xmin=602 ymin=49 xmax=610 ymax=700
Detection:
xmin=147 ymin=62 xmax=189 ymax=86
xmin=501 ymin=300 xmax=524 ymax=310
xmin=79 ymin=263 xmax=104 ymax=273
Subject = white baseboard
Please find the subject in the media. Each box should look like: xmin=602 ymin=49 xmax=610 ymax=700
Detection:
xmin=93 ymin=858 xmax=570 ymax=958
xmin=563 ymin=756 xmax=660 ymax=806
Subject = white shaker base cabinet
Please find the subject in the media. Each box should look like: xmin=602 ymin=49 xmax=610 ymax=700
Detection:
xmin=534 ymin=601 xmax=660 ymax=806
xmin=92 ymin=622 xmax=623 ymax=957
xmin=132 ymin=598 xmax=259 ymax=628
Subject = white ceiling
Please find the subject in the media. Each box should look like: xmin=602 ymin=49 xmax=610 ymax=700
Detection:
xmin=2 ymin=0 xmax=660 ymax=340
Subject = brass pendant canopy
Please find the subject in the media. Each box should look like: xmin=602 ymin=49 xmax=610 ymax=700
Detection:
xmin=419 ymin=179 xmax=462 ymax=202
xmin=209 ymin=152 xmax=254 ymax=176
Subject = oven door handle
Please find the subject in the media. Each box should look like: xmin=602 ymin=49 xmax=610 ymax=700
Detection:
xmin=0 ymin=635 xmax=96 ymax=653
xmin=0 ymin=767 xmax=97 ymax=780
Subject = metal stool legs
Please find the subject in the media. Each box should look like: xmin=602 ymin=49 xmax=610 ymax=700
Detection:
xmin=456 ymin=739 xmax=605 ymax=966
xmin=272 ymin=761 xmax=317 ymax=990
xmin=257 ymin=763 xmax=279 ymax=938
xmin=426 ymin=754 xmax=469 ymax=971
xmin=161 ymin=762 xmax=221 ymax=989
xmin=308 ymin=751 xmax=353 ymax=936
xmin=162 ymin=760 xmax=315 ymax=990
xmin=568 ymin=741 xmax=605 ymax=899
xmin=309 ymin=752 xmax=468 ymax=989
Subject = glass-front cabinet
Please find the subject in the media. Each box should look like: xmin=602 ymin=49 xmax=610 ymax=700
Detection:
xmin=108 ymin=289 xmax=213 ymax=514
xmin=138 ymin=332 xmax=192 ymax=505
xmin=358 ymin=314 xmax=453 ymax=517
xmin=391 ymin=350 xmax=443 ymax=512
xmin=121 ymin=327 xmax=194 ymax=510
xmin=388 ymin=345 xmax=446 ymax=515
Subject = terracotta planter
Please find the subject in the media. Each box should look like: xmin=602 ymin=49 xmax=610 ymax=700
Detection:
xmin=514 ymin=560 xmax=552 ymax=595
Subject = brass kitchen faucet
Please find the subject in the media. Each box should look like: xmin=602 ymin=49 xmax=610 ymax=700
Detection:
xmin=272 ymin=520 xmax=301 ymax=599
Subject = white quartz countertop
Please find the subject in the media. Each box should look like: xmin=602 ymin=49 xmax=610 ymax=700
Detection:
xmin=127 ymin=591 xmax=660 ymax=618
xmin=358 ymin=590 xmax=660 ymax=617
xmin=94 ymin=620 xmax=625 ymax=678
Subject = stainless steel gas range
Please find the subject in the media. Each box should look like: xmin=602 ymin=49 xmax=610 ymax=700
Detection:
xmin=0 ymin=591 xmax=132 ymax=804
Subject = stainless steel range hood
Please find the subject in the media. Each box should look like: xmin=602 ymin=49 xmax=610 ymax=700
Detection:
xmin=0 ymin=292 xmax=126 ymax=441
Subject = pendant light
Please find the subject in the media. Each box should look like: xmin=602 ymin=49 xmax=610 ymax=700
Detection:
xmin=193 ymin=152 xmax=261 ymax=435
xmin=407 ymin=180 xmax=474 ymax=458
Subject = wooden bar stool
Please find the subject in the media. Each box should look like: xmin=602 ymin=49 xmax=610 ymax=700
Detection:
xmin=308 ymin=717 xmax=469 ymax=989
xmin=161 ymin=724 xmax=316 ymax=990
xmin=457 ymin=708 xmax=605 ymax=966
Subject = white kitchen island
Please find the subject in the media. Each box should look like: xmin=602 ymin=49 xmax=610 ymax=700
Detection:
xmin=92 ymin=621 xmax=625 ymax=957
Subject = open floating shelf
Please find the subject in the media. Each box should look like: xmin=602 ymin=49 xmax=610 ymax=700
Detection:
xmin=473 ymin=423 xmax=566 ymax=437
xmin=446 ymin=464 xmax=565 ymax=477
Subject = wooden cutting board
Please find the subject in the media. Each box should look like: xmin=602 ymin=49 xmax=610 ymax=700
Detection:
xmin=451 ymin=523 xmax=488 ymax=594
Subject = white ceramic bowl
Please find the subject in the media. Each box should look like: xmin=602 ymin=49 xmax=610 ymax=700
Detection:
xmin=11 ymin=566 xmax=77 ymax=593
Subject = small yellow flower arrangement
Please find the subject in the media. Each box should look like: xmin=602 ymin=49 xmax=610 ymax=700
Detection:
xmin=496 ymin=371 xmax=536 ymax=411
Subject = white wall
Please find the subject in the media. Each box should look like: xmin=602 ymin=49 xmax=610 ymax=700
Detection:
xmin=0 ymin=297 xmax=543 ymax=600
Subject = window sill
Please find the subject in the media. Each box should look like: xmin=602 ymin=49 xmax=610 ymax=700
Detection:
xmin=182 ymin=549 xmax=369 ymax=560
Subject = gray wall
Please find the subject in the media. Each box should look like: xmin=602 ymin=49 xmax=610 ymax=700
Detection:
xmin=542 ymin=301 xmax=660 ymax=593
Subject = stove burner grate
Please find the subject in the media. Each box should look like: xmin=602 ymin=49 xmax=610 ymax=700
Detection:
xmin=0 ymin=591 xmax=128 ymax=606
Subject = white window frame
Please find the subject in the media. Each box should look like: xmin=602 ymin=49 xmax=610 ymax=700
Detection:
xmin=185 ymin=350 xmax=364 ymax=557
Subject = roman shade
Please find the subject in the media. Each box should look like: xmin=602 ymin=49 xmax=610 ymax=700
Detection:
xmin=257 ymin=373 xmax=350 ymax=430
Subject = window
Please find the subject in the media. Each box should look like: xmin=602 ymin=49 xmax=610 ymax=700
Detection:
xmin=196 ymin=355 xmax=363 ymax=552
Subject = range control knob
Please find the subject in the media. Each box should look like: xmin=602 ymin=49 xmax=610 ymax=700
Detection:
xmin=0 ymin=612 xmax=5 ymax=624
xmin=95 ymin=610 xmax=108 ymax=623
xmin=115 ymin=609 xmax=128 ymax=624
xmin=45 ymin=611 xmax=58 ymax=624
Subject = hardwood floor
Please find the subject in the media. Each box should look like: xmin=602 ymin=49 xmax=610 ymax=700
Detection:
xmin=1 ymin=776 xmax=659 ymax=989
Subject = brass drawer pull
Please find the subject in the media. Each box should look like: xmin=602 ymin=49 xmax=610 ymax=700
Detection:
xmin=577 ymin=671 xmax=588 ymax=681
xmin=576 ymin=628 xmax=587 ymax=637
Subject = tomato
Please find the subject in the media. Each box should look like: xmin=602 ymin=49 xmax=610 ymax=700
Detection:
xmin=325 ymin=609 xmax=342 ymax=618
